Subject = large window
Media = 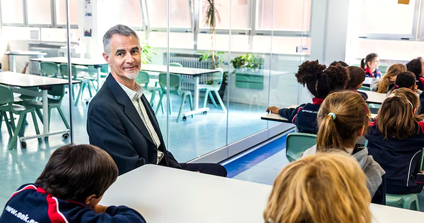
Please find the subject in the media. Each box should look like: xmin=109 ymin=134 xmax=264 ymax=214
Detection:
xmin=1 ymin=0 xmax=24 ymax=24
xmin=360 ymin=0 xmax=416 ymax=35
xmin=256 ymin=0 xmax=311 ymax=31
xmin=146 ymin=0 xmax=191 ymax=28
xmin=55 ymin=0 xmax=79 ymax=26
xmin=103 ymin=0 xmax=143 ymax=27
xmin=200 ymin=0 xmax=250 ymax=29
xmin=27 ymin=0 xmax=52 ymax=25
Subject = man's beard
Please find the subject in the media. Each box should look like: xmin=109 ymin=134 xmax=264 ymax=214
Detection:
xmin=125 ymin=70 xmax=138 ymax=80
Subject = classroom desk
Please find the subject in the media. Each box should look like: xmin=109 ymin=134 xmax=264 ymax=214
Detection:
xmin=140 ymin=64 xmax=217 ymax=118
xmin=101 ymin=165 xmax=424 ymax=223
xmin=366 ymin=91 xmax=387 ymax=104
xmin=5 ymin=51 xmax=47 ymax=72
xmin=31 ymin=57 xmax=108 ymax=90
xmin=0 ymin=72 xmax=79 ymax=144
xmin=261 ymin=105 xmax=297 ymax=122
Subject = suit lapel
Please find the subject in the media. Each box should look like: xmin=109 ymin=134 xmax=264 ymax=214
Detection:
xmin=105 ymin=74 xmax=155 ymax=145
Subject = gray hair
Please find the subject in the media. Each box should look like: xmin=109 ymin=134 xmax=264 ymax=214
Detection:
xmin=103 ymin=24 xmax=139 ymax=55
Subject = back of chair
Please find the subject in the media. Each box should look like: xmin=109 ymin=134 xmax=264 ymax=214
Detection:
xmin=135 ymin=71 xmax=150 ymax=87
xmin=59 ymin=64 xmax=78 ymax=79
xmin=210 ymin=68 xmax=224 ymax=90
xmin=170 ymin=62 xmax=182 ymax=67
xmin=40 ymin=62 xmax=58 ymax=76
xmin=158 ymin=73 xmax=180 ymax=93
xmin=0 ymin=84 xmax=14 ymax=105
xmin=286 ymin=133 xmax=317 ymax=162
xmin=48 ymin=85 xmax=66 ymax=103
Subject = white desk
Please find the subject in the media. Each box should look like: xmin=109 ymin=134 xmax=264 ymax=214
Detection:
xmin=0 ymin=72 xmax=79 ymax=145
xmin=101 ymin=165 xmax=424 ymax=223
xmin=140 ymin=64 xmax=217 ymax=118
xmin=5 ymin=51 xmax=47 ymax=72
xmin=261 ymin=105 xmax=300 ymax=122
xmin=366 ymin=91 xmax=387 ymax=104
xmin=31 ymin=57 xmax=108 ymax=90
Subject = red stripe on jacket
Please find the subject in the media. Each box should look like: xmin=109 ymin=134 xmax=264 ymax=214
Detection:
xmin=37 ymin=187 xmax=68 ymax=223
xmin=9 ymin=185 xmax=37 ymax=200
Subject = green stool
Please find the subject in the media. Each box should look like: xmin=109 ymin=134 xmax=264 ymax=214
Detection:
xmin=386 ymin=194 xmax=420 ymax=210
xmin=170 ymin=62 xmax=183 ymax=67
xmin=0 ymin=84 xmax=41 ymax=149
xmin=40 ymin=62 xmax=59 ymax=77
xmin=154 ymin=73 xmax=193 ymax=122
xmin=286 ymin=133 xmax=317 ymax=162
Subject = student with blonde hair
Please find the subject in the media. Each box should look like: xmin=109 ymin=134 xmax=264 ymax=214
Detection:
xmin=376 ymin=63 xmax=406 ymax=93
xmin=302 ymin=91 xmax=385 ymax=203
xmin=264 ymin=153 xmax=372 ymax=223
xmin=367 ymin=88 xmax=424 ymax=194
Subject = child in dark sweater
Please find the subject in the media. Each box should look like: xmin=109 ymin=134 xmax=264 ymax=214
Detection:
xmin=266 ymin=60 xmax=349 ymax=134
xmin=0 ymin=144 xmax=146 ymax=223
xmin=367 ymin=88 xmax=424 ymax=194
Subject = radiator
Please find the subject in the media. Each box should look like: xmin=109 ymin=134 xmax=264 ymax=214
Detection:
xmin=169 ymin=54 xmax=214 ymax=93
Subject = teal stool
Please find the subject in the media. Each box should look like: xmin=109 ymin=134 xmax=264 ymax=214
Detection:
xmin=40 ymin=62 xmax=59 ymax=77
xmin=0 ymin=84 xmax=41 ymax=149
xmin=285 ymin=133 xmax=317 ymax=162
xmin=386 ymin=194 xmax=419 ymax=210
xmin=154 ymin=73 xmax=193 ymax=122
xmin=170 ymin=62 xmax=182 ymax=67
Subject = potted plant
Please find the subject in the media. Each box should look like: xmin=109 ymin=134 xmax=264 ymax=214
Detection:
xmin=140 ymin=42 xmax=156 ymax=64
xmin=198 ymin=51 xmax=228 ymax=103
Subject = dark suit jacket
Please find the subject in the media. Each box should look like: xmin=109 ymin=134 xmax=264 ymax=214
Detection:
xmin=87 ymin=74 xmax=181 ymax=175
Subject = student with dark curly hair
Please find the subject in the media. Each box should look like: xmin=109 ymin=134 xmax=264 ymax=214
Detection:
xmin=266 ymin=60 xmax=349 ymax=134
xmin=406 ymin=57 xmax=424 ymax=90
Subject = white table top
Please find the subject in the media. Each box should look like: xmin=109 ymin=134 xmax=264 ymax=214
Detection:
xmin=31 ymin=57 xmax=107 ymax=66
xmin=141 ymin=64 xmax=217 ymax=76
xmin=101 ymin=165 xmax=424 ymax=223
xmin=5 ymin=50 xmax=47 ymax=56
xmin=261 ymin=113 xmax=290 ymax=122
xmin=366 ymin=91 xmax=387 ymax=104
xmin=0 ymin=72 xmax=77 ymax=87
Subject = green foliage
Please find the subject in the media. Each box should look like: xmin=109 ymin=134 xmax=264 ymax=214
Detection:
xmin=198 ymin=51 xmax=225 ymax=68
xmin=203 ymin=0 xmax=221 ymax=28
xmin=231 ymin=53 xmax=264 ymax=70
xmin=140 ymin=42 xmax=156 ymax=65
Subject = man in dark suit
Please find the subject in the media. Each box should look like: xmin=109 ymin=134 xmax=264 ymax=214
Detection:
xmin=87 ymin=24 xmax=227 ymax=177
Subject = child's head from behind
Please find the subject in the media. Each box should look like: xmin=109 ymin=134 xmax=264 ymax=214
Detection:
xmin=394 ymin=71 xmax=416 ymax=90
xmin=330 ymin=61 xmax=349 ymax=67
xmin=347 ymin=66 xmax=366 ymax=90
xmin=36 ymin=144 xmax=118 ymax=206
xmin=316 ymin=91 xmax=370 ymax=152
xmin=377 ymin=64 xmax=406 ymax=93
xmin=263 ymin=153 xmax=371 ymax=223
xmin=295 ymin=60 xmax=349 ymax=99
xmin=406 ymin=57 xmax=424 ymax=79
xmin=377 ymin=88 xmax=421 ymax=140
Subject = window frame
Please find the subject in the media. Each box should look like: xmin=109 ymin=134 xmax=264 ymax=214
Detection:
xmin=0 ymin=0 xmax=26 ymax=27
xmin=357 ymin=0 xmax=421 ymax=41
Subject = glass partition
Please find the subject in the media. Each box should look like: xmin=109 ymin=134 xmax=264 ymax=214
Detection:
xmin=0 ymin=0 xmax=312 ymax=209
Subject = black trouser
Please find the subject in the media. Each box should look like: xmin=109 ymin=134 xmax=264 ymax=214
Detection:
xmin=180 ymin=163 xmax=227 ymax=177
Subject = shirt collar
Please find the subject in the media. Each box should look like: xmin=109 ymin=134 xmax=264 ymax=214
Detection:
xmin=312 ymin=97 xmax=324 ymax=105
xmin=117 ymin=81 xmax=144 ymax=101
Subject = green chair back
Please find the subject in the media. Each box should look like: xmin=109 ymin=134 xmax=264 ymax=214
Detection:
xmin=0 ymin=84 xmax=13 ymax=105
xmin=209 ymin=68 xmax=224 ymax=90
xmin=286 ymin=133 xmax=317 ymax=162
xmin=159 ymin=73 xmax=180 ymax=94
xmin=170 ymin=62 xmax=182 ymax=67
xmin=59 ymin=64 xmax=78 ymax=79
xmin=40 ymin=62 xmax=58 ymax=76
xmin=135 ymin=71 xmax=150 ymax=87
